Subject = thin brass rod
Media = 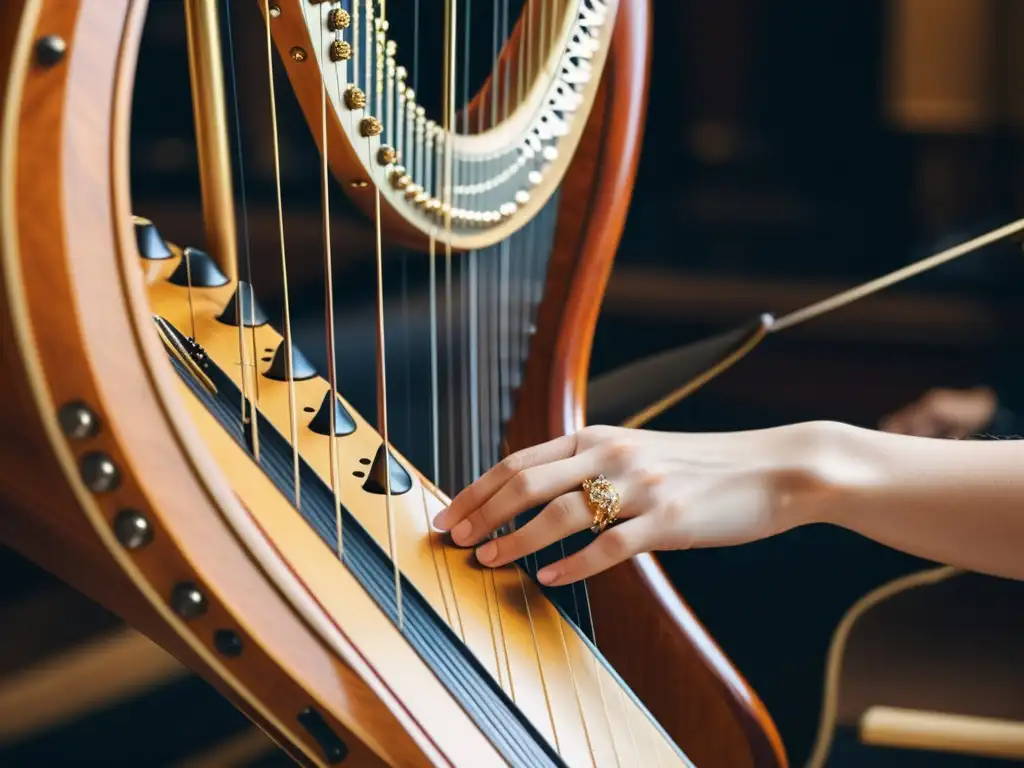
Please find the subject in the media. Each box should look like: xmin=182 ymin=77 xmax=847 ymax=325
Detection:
xmin=183 ymin=0 xmax=239 ymax=284
xmin=773 ymin=218 xmax=1024 ymax=332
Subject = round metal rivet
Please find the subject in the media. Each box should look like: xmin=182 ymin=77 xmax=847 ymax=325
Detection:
xmin=170 ymin=582 xmax=208 ymax=620
xmin=214 ymin=629 xmax=244 ymax=658
xmin=80 ymin=452 xmax=120 ymax=493
xmin=59 ymin=401 xmax=99 ymax=439
xmin=290 ymin=46 xmax=307 ymax=62
xmin=36 ymin=35 xmax=66 ymax=67
xmin=268 ymin=3 xmax=281 ymax=17
xmin=113 ymin=509 xmax=153 ymax=550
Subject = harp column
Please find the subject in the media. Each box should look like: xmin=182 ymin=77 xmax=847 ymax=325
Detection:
xmin=183 ymin=0 xmax=239 ymax=284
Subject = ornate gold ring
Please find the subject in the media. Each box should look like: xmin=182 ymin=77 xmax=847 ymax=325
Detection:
xmin=581 ymin=474 xmax=621 ymax=534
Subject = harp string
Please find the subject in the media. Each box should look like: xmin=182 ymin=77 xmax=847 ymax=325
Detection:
xmin=263 ymin=0 xmax=302 ymax=508
xmin=222 ymin=0 xmax=261 ymax=461
xmin=314 ymin=2 xmax=344 ymax=560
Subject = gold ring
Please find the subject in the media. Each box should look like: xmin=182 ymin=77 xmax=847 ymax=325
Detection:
xmin=581 ymin=475 xmax=621 ymax=534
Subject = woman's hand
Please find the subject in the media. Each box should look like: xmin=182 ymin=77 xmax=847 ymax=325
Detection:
xmin=432 ymin=421 xmax=855 ymax=586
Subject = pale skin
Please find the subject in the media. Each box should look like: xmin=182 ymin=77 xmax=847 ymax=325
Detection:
xmin=433 ymin=421 xmax=1024 ymax=585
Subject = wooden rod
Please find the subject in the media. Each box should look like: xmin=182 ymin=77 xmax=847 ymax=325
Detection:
xmin=183 ymin=0 xmax=239 ymax=284
xmin=861 ymin=706 xmax=1024 ymax=760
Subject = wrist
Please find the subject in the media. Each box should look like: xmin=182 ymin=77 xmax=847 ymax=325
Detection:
xmin=779 ymin=420 xmax=892 ymax=529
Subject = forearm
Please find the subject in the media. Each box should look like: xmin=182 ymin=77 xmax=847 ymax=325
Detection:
xmin=815 ymin=424 xmax=1024 ymax=580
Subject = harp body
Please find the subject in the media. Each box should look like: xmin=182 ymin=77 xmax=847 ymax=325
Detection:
xmin=0 ymin=1 xmax=785 ymax=766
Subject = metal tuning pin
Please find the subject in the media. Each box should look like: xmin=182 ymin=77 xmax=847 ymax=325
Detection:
xmin=308 ymin=390 xmax=357 ymax=436
xmin=362 ymin=442 xmax=412 ymax=496
xmin=327 ymin=8 xmax=350 ymax=30
xmin=264 ymin=339 xmax=318 ymax=382
xmin=329 ymin=40 xmax=352 ymax=62
xmin=344 ymin=86 xmax=366 ymax=110
xmin=133 ymin=215 xmax=173 ymax=260
xmin=360 ymin=117 xmax=383 ymax=138
xmin=168 ymin=246 xmax=229 ymax=288
xmin=215 ymin=280 xmax=269 ymax=327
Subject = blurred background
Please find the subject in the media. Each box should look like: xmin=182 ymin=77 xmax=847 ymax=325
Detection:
xmin=4 ymin=0 xmax=1024 ymax=765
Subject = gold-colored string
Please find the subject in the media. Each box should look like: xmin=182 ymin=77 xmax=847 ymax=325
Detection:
xmin=618 ymin=686 xmax=641 ymax=766
xmin=246 ymin=280 xmax=262 ymax=462
xmin=419 ymin=485 xmax=457 ymax=632
xmin=318 ymin=4 xmax=343 ymax=559
xmin=518 ymin=569 xmax=561 ymax=753
xmin=264 ymin=0 xmax=301 ymax=507
xmin=556 ymin=618 xmax=598 ymax=766
xmin=369 ymin=147 xmax=401 ymax=627
xmin=184 ymin=248 xmax=197 ymax=341
xmin=594 ymin=665 xmax=623 ymax=767
xmin=367 ymin=0 xmax=400 ymax=633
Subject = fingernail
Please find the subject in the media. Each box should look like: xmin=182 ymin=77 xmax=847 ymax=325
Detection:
xmin=537 ymin=567 xmax=558 ymax=585
xmin=451 ymin=519 xmax=472 ymax=544
xmin=476 ymin=541 xmax=497 ymax=564
xmin=432 ymin=509 xmax=449 ymax=530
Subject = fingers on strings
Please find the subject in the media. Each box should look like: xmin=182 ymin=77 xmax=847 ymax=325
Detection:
xmin=432 ymin=432 xmax=656 ymax=587
xmin=432 ymin=432 xmax=582 ymax=531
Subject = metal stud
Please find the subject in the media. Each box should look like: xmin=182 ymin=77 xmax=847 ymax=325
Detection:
xmin=58 ymin=401 xmax=100 ymax=439
xmin=80 ymin=452 xmax=120 ymax=493
xmin=214 ymin=629 xmax=244 ymax=658
xmin=290 ymin=47 xmax=308 ymax=62
xmin=113 ymin=509 xmax=154 ymax=550
xmin=377 ymin=145 xmax=397 ymax=165
xmin=170 ymin=582 xmax=208 ymax=620
xmin=36 ymin=35 xmax=66 ymax=67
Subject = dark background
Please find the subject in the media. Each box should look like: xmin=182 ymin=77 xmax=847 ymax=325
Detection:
xmin=4 ymin=1 xmax=1024 ymax=765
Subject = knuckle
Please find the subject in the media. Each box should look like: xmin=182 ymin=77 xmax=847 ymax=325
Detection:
xmin=599 ymin=528 xmax=633 ymax=561
xmin=511 ymin=468 xmax=543 ymax=499
xmin=547 ymin=496 xmax=574 ymax=527
xmin=634 ymin=466 xmax=666 ymax=489
xmin=499 ymin=453 xmax=524 ymax=479
xmin=602 ymin=437 xmax=638 ymax=468
xmin=580 ymin=424 xmax=614 ymax=443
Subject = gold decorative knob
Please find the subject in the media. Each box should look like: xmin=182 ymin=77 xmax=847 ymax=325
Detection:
xmin=389 ymin=169 xmax=410 ymax=189
xmin=329 ymin=40 xmax=351 ymax=61
xmin=344 ymin=85 xmax=366 ymax=110
xmin=327 ymin=8 xmax=350 ymax=30
xmin=360 ymin=117 xmax=383 ymax=138
xmin=377 ymin=145 xmax=397 ymax=165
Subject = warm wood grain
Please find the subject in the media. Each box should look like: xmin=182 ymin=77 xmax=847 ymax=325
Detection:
xmin=507 ymin=2 xmax=788 ymax=767
xmin=0 ymin=1 xmax=443 ymax=765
